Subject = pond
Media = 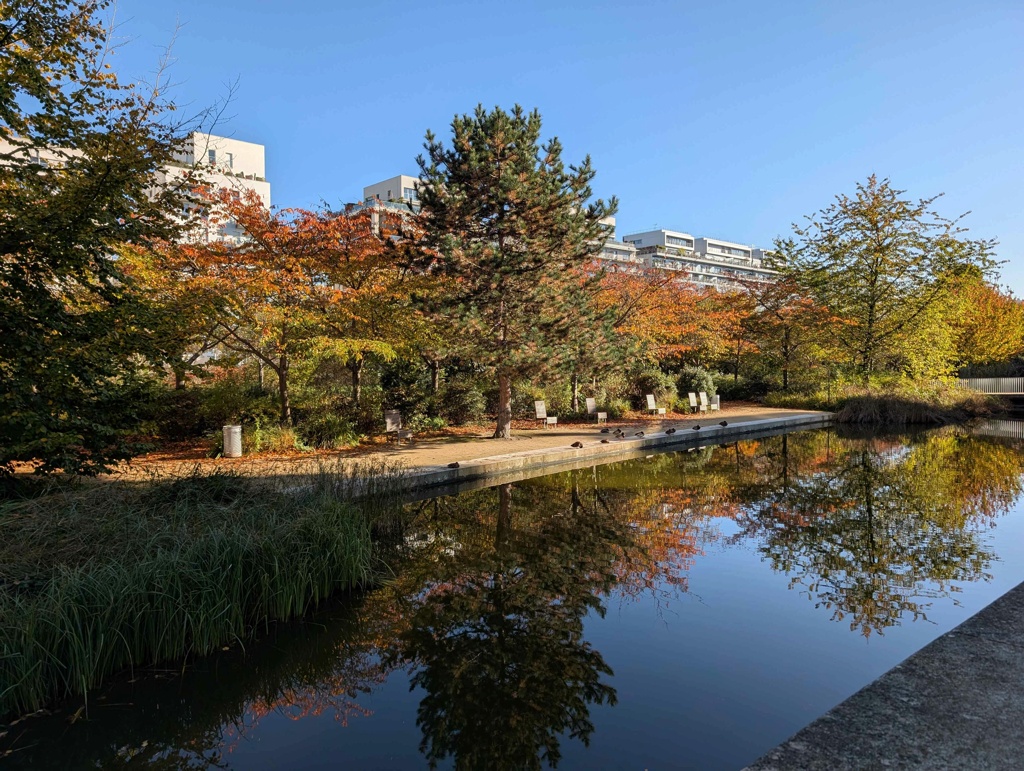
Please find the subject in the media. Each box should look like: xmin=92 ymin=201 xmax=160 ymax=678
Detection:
xmin=5 ymin=422 xmax=1024 ymax=769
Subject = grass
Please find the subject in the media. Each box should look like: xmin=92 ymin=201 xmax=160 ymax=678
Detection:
xmin=0 ymin=460 xmax=404 ymax=720
xmin=764 ymin=379 xmax=1006 ymax=425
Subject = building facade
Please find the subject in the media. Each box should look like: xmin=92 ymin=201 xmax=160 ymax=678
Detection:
xmin=156 ymin=132 xmax=271 ymax=243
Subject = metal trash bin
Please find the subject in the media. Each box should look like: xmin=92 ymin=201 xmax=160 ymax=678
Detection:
xmin=223 ymin=425 xmax=242 ymax=458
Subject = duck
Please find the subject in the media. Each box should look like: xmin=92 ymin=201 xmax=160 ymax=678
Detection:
xmin=719 ymin=421 xmax=728 ymax=427
xmin=635 ymin=431 xmax=645 ymax=437
xmin=692 ymin=425 xmax=701 ymax=431
xmin=665 ymin=427 xmax=676 ymax=435
xmin=601 ymin=438 xmax=610 ymax=444
xmin=600 ymin=427 xmax=610 ymax=433
xmin=447 ymin=462 xmax=460 ymax=469
xmin=571 ymin=441 xmax=584 ymax=449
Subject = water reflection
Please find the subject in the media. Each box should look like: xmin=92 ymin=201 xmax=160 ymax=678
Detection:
xmin=5 ymin=425 xmax=1024 ymax=769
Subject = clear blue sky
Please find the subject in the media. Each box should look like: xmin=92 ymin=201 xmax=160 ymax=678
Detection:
xmin=114 ymin=0 xmax=1024 ymax=291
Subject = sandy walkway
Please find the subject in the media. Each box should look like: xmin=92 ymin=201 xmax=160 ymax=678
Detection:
xmin=112 ymin=405 xmax=823 ymax=481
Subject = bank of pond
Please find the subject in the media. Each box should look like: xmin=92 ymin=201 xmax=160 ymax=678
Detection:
xmin=4 ymin=422 xmax=1024 ymax=768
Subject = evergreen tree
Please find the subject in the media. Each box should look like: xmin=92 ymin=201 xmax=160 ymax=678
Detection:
xmin=415 ymin=105 xmax=615 ymax=438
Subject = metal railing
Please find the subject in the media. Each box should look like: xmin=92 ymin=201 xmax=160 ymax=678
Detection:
xmin=958 ymin=377 xmax=1024 ymax=394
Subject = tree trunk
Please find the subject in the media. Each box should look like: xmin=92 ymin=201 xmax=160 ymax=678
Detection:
xmin=782 ymin=328 xmax=790 ymax=392
xmin=495 ymin=483 xmax=512 ymax=549
xmin=173 ymin=365 xmax=186 ymax=390
xmin=349 ymin=358 xmax=363 ymax=406
xmin=571 ymin=372 xmax=580 ymax=413
xmin=429 ymin=359 xmax=440 ymax=394
xmin=278 ymin=355 xmax=291 ymax=426
xmin=257 ymin=359 xmax=265 ymax=390
xmin=494 ymin=372 xmax=512 ymax=439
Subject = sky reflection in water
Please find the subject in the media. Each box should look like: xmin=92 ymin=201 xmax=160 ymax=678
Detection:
xmin=7 ymin=424 xmax=1024 ymax=770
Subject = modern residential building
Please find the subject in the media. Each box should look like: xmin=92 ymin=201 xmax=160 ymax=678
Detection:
xmin=157 ymin=132 xmax=271 ymax=243
xmin=362 ymin=175 xmax=421 ymax=213
xmin=358 ymin=173 xmax=775 ymax=290
xmin=617 ymin=229 xmax=775 ymax=290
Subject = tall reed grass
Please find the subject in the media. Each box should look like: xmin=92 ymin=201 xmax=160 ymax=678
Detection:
xmin=0 ymin=460 xmax=404 ymax=720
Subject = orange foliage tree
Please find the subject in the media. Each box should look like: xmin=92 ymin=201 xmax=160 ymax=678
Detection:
xmin=951 ymin=278 xmax=1024 ymax=367
xmin=156 ymin=190 xmax=417 ymax=424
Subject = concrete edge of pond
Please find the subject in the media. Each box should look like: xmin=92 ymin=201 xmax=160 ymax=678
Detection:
xmin=744 ymin=578 xmax=1024 ymax=770
xmin=392 ymin=412 xmax=832 ymax=495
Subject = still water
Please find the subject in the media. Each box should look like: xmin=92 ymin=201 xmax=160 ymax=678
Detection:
xmin=6 ymin=423 xmax=1024 ymax=769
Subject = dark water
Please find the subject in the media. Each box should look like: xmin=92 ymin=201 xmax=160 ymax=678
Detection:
xmin=6 ymin=423 xmax=1024 ymax=770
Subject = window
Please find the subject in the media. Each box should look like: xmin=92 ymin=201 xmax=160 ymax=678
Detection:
xmin=403 ymin=187 xmax=419 ymax=201
xmin=208 ymin=149 xmax=216 ymax=164
xmin=225 ymin=152 xmax=234 ymax=169
xmin=666 ymin=235 xmax=693 ymax=248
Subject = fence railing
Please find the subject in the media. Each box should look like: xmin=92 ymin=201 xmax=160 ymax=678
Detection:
xmin=958 ymin=377 xmax=1024 ymax=394
xmin=974 ymin=420 xmax=1024 ymax=440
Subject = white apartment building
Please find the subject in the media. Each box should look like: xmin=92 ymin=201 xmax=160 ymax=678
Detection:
xmin=362 ymin=175 xmax=421 ymax=213
xmin=616 ymin=229 xmax=775 ymax=289
xmin=157 ymin=132 xmax=271 ymax=243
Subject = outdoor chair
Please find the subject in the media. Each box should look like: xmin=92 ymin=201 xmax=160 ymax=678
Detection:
xmin=586 ymin=397 xmax=607 ymax=424
xmin=384 ymin=409 xmax=413 ymax=443
xmin=688 ymin=392 xmax=699 ymax=413
xmin=698 ymin=392 xmax=709 ymax=413
xmin=534 ymin=400 xmax=558 ymax=428
xmin=710 ymin=394 xmax=721 ymax=412
xmin=646 ymin=394 xmax=666 ymax=415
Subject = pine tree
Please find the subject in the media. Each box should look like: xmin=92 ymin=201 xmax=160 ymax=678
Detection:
xmin=415 ymin=105 xmax=615 ymax=438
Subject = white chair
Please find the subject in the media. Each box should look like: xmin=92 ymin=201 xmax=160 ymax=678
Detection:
xmin=534 ymin=400 xmax=557 ymax=428
xmin=586 ymin=397 xmax=607 ymax=424
xmin=698 ymin=392 xmax=709 ymax=413
xmin=688 ymin=392 xmax=699 ymax=413
xmin=384 ymin=409 xmax=413 ymax=443
xmin=646 ymin=394 xmax=666 ymax=415
xmin=710 ymin=394 xmax=720 ymax=411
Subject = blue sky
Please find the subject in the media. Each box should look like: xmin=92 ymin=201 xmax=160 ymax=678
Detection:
xmin=114 ymin=0 xmax=1024 ymax=290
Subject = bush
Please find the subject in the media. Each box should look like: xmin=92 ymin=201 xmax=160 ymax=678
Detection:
xmin=628 ymin=367 xmax=678 ymax=411
xmin=297 ymin=413 xmax=360 ymax=449
xmin=605 ymin=398 xmax=630 ymax=419
xmin=677 ymin=366 xmax=716 ymax=402
xmin=437 ymin=382 xmax=486 ymax=425
xmin=407 ymin=414 xmax=447 ymax=431
xmin=198 ymin=369 xmax=278 ymax=427
xmin=713 ymin=373 xmax=767 ymax=401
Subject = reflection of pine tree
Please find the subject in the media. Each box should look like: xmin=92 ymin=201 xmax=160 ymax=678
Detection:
xmin=390 ymin=481 xmax=627 ymax=770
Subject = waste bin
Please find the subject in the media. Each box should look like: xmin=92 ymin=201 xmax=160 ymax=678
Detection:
xmin=223 ymin=425 xmax=242 ymax=458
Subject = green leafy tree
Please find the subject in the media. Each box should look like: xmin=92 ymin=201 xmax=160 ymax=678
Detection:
xmin=0 ymin=0 xmax=195 ymax=475
xmin=778 ymin=176 xmax=996 ymax=383
xmin=415 ymin=105 xmax=615 ymax=438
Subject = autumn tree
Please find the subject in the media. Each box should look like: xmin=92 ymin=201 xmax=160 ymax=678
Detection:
xmin=165 ymin=191 xmax=400 ymax=425
xmin=741 ymin=275 xmax=839 ymax=391
xmin=778 ymin=176 xmax=996 ymax=383
xmin=950 ymin=277 xmax=1024 ymax=367
xmin=0 ymin=0 xmax=200 ymax=475
xmin=415 ymin=105 xmax=615 ymax=438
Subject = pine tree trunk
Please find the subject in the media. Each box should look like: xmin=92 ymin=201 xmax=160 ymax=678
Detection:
xmin=430 ymin=359 xmax=440 ymax=394
xmin=571 ymin=372 xmax=580 ymax=413
xmin=278 ymin=355 xmax=291 ymax=426
xmin=494 ymin=372 xmax=512 ymax=439
xmin=350 ymin=358 xmax=363 ymax=406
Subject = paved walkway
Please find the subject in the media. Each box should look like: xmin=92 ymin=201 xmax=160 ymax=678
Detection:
xmin=117 ymin=406 xmax=822 ymax=480
xmin=746 ymin=578 xmax=1024 ymax=770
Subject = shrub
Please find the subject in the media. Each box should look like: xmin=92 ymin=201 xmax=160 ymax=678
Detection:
xmin=713 ymin=373 xmax=767 ymax=401
xmin=437 ymin=382 xmax=486 ymax=425
xmin=628 ymin=368 xmax=678 ymax=411
xmin=605 ymin=398 xmax=630 ymax=419
xmin=298 ymin=413 xmax=360 ymax=449
xmin=198 ymin=369 xmax=278 ymax=427
xmin=677 ymin=366 xmax=716 ymax=402
xmin=407 ymin=414 xmax=447 ymax=431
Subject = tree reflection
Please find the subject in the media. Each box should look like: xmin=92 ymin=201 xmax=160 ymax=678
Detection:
xmin=6 ymin=427 xmax=1024 ymax=768
xmin=385 ymin=481 xmax=627 ymax=769
xmin=732 ymin=429 xmax=1024 ymax=637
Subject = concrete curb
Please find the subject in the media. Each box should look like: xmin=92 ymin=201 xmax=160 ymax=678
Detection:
xmin=744 ymin=578 xmax=1024 ymax=770
xmin=391 ymin=413 xmax=832 ymax=496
